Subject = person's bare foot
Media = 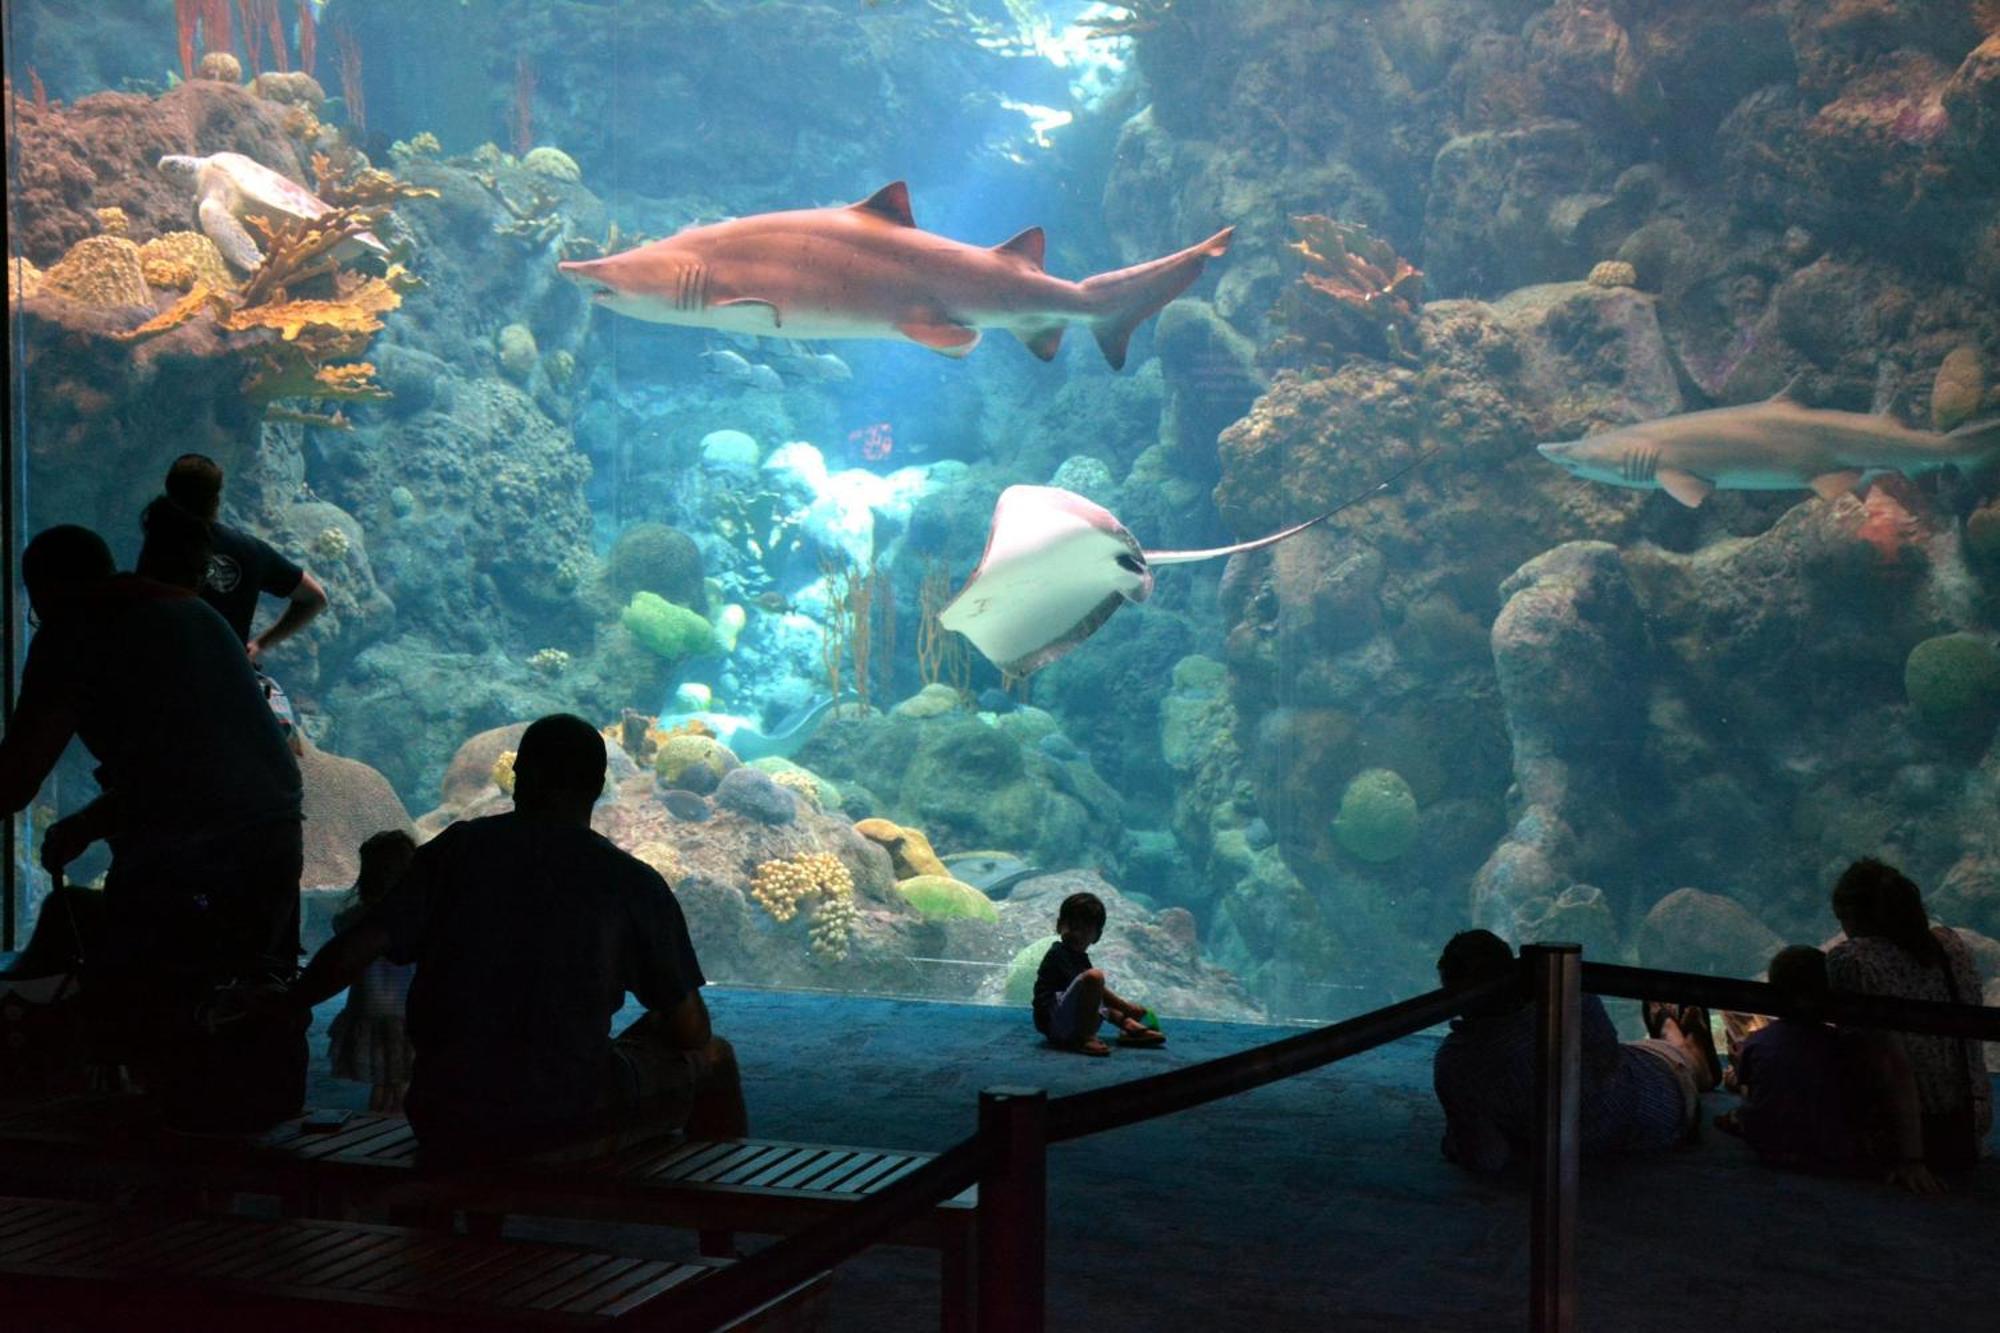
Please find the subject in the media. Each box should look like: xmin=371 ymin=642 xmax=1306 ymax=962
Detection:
xmin=1066 ymin=1038 xmax=1111 ymax=1057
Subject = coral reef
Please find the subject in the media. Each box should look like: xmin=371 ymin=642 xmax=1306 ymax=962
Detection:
xmin=894 ymin=875 xmax=999 ymax=923
xmin=1332 ymin=769 xmax=1420 ymax=864
xmin=603 ymin=523 xmax=707 ymax=609
xmin=621 ymin=592 xmax=715 ymax=663
xmin=853 ymin=817 xmax=950 ymax=880
xmin=1904 ymin=635 xmax=2000 ymax=740
xmin=654 ymin=733 xmax=740 ymax=795
xmin=1586 ymin=260 xmax=1637 ymax=288
xmin=40 ymin=235 xmax=152 ymax=308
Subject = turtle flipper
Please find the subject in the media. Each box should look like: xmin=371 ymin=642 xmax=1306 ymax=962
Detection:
xmin=201 ymin=196 xmax=265 ymax=271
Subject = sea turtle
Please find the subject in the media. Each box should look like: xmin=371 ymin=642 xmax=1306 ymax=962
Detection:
xmin=156 ymin=151 xmax=387 ymax=272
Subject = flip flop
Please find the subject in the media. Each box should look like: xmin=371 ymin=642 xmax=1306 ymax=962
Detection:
xmin=1116 ymin=1027 xmax=1165 ymax=1047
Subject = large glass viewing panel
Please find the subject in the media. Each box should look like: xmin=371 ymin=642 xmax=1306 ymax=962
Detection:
xmin=7 ymin=1 xmax=1998 ymax=1030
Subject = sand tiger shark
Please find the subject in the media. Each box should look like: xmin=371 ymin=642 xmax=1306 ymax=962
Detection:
xmin=558 ymin=181 xmax=1231 ymax=368
xmin=942 ymin=453 xmax=1436 ymax=677
xmin=1537 ymin=390 xmax=2000 ymax=508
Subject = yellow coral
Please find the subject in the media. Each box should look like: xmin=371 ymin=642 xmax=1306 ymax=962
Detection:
xmin=95 ymin=207 xmax=129 ymax=237
xmin=656 ymin=733 xmax=732 ymax=787
xmin=223 ymin=269 xmax=407 ymax=341
xmin=498 ymin=323 xmax=538 ymax=381
xmin=1587 ymin=260 xmax=1637 ymax=289
xmin=141 ymin=257 xmax=196 ymax=290
xmin=139 ymin=231 xmax=238 ymax=294
xmin=311 ymin=526 xmax=350 ymax=563
xmin=527 ymin=647 xmax=571 ymax=676
xmin=749 ymin=851 xmax=856 ymax=962
xmin=492 ymin=749 xmax=518 ymax=796
xmin=42 ymin=236 xmax=153 ymax=308
xmin=407 ymin=131 xmax=442 ymax=157
xmin=9 ymin=257 xmax=44 ymax=303
xmin=252 ymin=71 xmax=327 ymax=108
xmin=768 ymin=770 xmax=824 ymax=811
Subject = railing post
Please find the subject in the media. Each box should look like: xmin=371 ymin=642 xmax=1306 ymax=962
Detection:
xmin=1525 ymin=942 xmax=1580 ymax=1333
xmin=976 ymin=1086 xmax=1047 ymax=1333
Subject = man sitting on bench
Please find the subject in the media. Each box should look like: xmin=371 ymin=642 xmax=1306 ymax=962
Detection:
xmin=286 ymin=713 xmax=745 ymax=1162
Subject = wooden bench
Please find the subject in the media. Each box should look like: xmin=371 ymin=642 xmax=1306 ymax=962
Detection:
xmin=0 ymin=1099 xmax=976 ymax=1330
xmin=0 ymin=1194 xmax=827 ymax=1329
xmin=283 ymin=1117 xmax=977 ymax=1332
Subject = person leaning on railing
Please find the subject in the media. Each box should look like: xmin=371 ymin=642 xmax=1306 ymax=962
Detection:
xmin=1431 ymin=930 xmax=1719 ymax=1172
xmin=1826 ymin=858 xmax=1992 ymax=1171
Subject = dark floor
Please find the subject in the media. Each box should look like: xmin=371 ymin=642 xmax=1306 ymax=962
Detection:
xmin=310 ymin=988 xmax=2000 ymax=1332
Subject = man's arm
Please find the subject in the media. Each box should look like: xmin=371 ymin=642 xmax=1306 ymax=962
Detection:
xmin=288 ymin=916 xmax=394 ymax=1013
xmin=248 ymin=571 xmax=328 ymax=663
xmin=0 ymin=691 xmax=78 ymax=817
xmin=661 ymin=987 xmax=715 ymax=1051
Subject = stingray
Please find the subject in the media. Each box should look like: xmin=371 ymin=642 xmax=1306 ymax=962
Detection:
xmin=939 ymin=452 xmax=1435 ymax=677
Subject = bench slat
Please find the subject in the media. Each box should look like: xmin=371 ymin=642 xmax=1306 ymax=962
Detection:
xmin=531 ymin=1252 xmax=644 ymax=1311
xmin=830 ymin=1152 xmax=917 ymax=1196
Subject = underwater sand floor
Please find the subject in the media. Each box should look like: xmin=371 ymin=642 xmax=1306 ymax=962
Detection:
xmin=308 ymin=988 xmax=2000 ymax=1332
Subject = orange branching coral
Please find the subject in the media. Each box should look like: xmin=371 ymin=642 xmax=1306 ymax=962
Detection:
xmin=311 ymin=153 xmax=441 ymax=209
xmin=120 ymin=284 xmax=233 ymax=339
xmin=223 ymin=265 xmax=408 ymax=341
xmin=1271 ymin=215 xmax=1425 ymax=366
xmin=243 ymin=358 xmax=388 ymax=405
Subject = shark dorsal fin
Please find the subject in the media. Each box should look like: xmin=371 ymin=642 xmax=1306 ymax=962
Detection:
xmin=852 ymin=181 xmax=915 ymax=227
xmin=992 ymin=227 xmax=1046 ymax=270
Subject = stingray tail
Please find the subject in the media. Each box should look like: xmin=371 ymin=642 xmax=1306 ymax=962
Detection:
xmin=1079 ymin=226 xmax=1233 ymax=370
xmin=1146 ymin=447 xmax=1441 ymax=565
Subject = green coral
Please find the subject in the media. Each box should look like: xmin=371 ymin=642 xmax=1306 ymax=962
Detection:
xmin=622 ymin=592 xmax=715 ymax=662
xmin=1004 ymin=935 xmax=1060 ymax=1005
xmin=1332 ymin=768 xmax=1420 ymax=863
xmin=894 ymin=875 xmax=1000 ymax=922
xmin=1904 ymin=635 xmax=2000 ymax=739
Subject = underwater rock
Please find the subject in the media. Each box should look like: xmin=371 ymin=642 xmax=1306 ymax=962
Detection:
xmin=1635 ymin=888 xmax=1784 ymax=979
xmin=250 ymin=72 xmax=326 ymax=109
xmin=655 ymin=733 xmax=740 ymax=795
xmin=1904 ymin=635 xmax=2000 ymax=743
xmin=892 ymin=683 xmax=964 ymax=720
xmin=660 ymin=789 xmax=712 ymax=823
xmin=1048 ymin=454 xmax=1118 ymax=508
xmin=1930 ymin=345 xmax=1986 ymax=432
xmin=521 ymin=146 xmax=583 ymax=183
xmin=1423 ymin=121 xmax=1626 ymax=298
xmin=1492 ymin=542 xmax=1649 ymax=758
xmin=299 ymin=742 xmax=415 ymax=890
xmin=437 ymin=723 xmax=532 ymax=813
xmin=699 ymin=428 xmax=761 ymax=476
xmin=1512 ymin=883 xmax=1620 ymax=960
xmin=853 ymin=818 xmax=950 ymax=881
xmin=9 ymin=81 xmax=307 ymax=264
xmin=713 ymin=767 xmax=799 ymax=826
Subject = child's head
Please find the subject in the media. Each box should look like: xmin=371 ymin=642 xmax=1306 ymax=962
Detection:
xmin=355 ymin=829 xmax=418 ymax=905
xmin=1056 ymin=891 xmax=1107 ymax=946
xmin=1766 ymin=945 xmax=1829 ymax=1012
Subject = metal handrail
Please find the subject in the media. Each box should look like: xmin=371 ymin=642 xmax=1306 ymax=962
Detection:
xmin=1582 ymin=961 xmax=2000 ymax=1039
xmin=681 ymin=953 xmax=2000 ymax=1330
xmin=1045 ymin=978 xmax=1508 ymax=1143
xmin=655 ymin=1135 xmax=990 ymax=1329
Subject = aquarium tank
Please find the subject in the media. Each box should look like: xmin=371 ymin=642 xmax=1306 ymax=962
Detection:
xmin=5 ymin=0 xmax=1999 ymax=1027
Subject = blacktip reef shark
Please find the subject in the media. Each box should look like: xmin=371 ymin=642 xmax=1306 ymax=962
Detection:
xmin=558 ymin=181 xmax=1231 ymax=368
xmin=1537 ymin=388 xmax=2000 ymax=508
xmin=665 ymin=691 xmax=858 ymax=762
xmin=942 ymin=452 xmax=1438 ymax=677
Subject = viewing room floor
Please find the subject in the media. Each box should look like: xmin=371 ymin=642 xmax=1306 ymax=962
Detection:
xmin=308 ymin=986 xmax=2000 ymax=1332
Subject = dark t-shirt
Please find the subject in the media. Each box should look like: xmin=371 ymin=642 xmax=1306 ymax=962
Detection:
xmin=1032 ymin=940 xmax=1091 ymax=1034
xmin=18 ymin=582 xmax=303 ymax=846
xmin=203 ymin=522 xmax=304 ymax=643
xmin=1734 ymin=1019 xmax=1862 ymax=1166
xmin=372 ymin=812 xmax=707 ymax=1143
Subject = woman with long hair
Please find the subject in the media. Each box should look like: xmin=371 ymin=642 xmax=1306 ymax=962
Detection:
xmin=1827 ymin=858 xmax=1991 ymax=1172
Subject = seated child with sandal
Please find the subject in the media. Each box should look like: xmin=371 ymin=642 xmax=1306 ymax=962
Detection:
xmin=1031 ymin=892 xmax=1165 ymax=1057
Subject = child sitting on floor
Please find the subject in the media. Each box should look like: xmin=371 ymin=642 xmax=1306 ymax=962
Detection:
xmin=326 ymin=829 xmax=419 ymax=1112
xmin=1030 ymin=891 xmax=1165 ymax=1057
xmin=1719 ymin=945 xmax=1940 ymax=1194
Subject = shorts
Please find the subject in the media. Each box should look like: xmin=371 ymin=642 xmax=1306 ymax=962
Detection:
xmin=1049 ymin=973 xmax=1102 ymax=1044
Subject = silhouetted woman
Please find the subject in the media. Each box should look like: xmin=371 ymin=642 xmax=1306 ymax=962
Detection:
xmin=1826 ymin=859 xmax=1991 ymax=1171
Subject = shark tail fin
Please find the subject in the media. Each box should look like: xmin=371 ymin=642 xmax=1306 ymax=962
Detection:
xmin=1948 ymin=417 xmax=2000 ymax=472
xmin=1080 ymin=226 xmax=1233 ymax=370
